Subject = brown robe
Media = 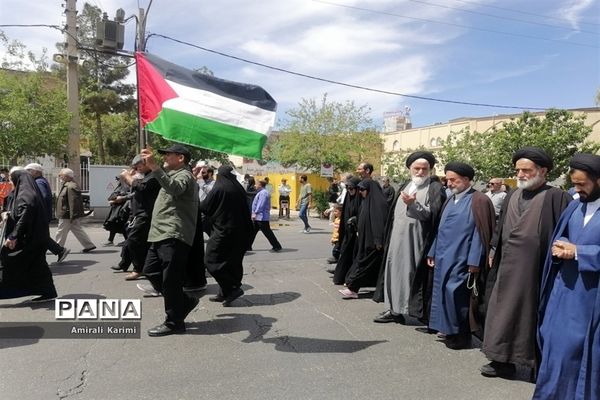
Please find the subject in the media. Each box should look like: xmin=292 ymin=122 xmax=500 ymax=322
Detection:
xmin=482 ymin=185 xmax=570 ymax=367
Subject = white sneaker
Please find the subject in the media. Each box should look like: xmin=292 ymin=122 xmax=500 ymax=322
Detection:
xmin=137 ymin=283 xmax=160 ymax=297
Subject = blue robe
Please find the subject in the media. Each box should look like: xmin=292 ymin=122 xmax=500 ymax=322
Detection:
xmin=534 ymin=200 xmax=600 ymax=400
xmin=428 ymin=190 xmax=484 ymax=335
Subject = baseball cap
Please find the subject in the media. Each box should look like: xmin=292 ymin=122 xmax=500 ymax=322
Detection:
xmin=131 ymin=155 xmax=143 ymax=166
xmin=158 ymin=144 xmax=191 ymax=159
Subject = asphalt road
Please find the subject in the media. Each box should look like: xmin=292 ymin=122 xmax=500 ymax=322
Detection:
xmin=0 ymin=215 xmax=535 ymax=400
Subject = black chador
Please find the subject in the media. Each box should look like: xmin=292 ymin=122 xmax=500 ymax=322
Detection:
xmin=200 ymin=166 xmax=253 ymax=299
xmin=0 ymin=170 xmax=57 ymax=300
xmin=332 ymin=177 xmax=362 ymax=285
xmin=344 ymin=178 xmax=389 ymax=295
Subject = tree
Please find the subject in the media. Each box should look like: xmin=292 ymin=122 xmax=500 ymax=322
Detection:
xmin=269 ymin=94 xmax=382 ymax=173
xmin=439 ymin=109 xmax=598 ymax=182
xmin=52 ymin=3 xmax=137 ymax=165
xmin=382 ymin=145 xmax=430 ymax=182
xmin=0 ymin=32 xmax=70 ymax=162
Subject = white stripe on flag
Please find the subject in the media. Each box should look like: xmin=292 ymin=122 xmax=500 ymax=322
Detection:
xmin=164 ymin=80 xmax=276 ymax=135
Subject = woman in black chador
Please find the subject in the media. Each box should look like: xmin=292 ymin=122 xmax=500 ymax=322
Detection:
xmin=200 ymin=166 xmax=254 ymax=306
xmin=339 ymin=178 xmax=388 ymax=299
xmin=332 ymin=176 xmax=362 ymax=285
xmin=0 ymin=169 xmax=57 ymax=302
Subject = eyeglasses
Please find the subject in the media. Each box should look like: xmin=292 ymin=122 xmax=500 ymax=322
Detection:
xmin=358 ymin=188 xmax=367 ymax=191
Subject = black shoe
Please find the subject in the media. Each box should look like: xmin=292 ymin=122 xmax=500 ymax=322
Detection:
xmin=110 ymin=265 xmax=128 ymax=272
xmin=30 ymin=291 xmax=58 ymax=303
xmin=480 ymin=361 xmax=516 ymax=378
xmin=415 ymin=327 xmax=438 ymax=334
xmin=222 ymin=287 xmax=244 ymax=307
xmin=270 ymin=247 xmax=282 ymax=253
xmin=373 ymin=310 xmax=405 ymax=324
xmin=148 ymin=323 xmax=185 ymax=337
xmin=82 ymin=246 xmax=96 ymax=253
xmin=56 ymin=248 xmax=70 ymax=263
xmin=444 ymin=334 xmax=472 ymax=350
xmin=183 ymin=297 xmax=200 ymax=318
xmin=326 ymin=268 xmax=336 ymax=274
xmin=209 ymin=292 xmax=225 ymax=302
xmin=183 ymin=284 xmax=207 ymax=292
xmin=326 ymin=257 xmax=338 ymax=264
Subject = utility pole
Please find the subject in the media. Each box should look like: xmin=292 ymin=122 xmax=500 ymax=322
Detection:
xmin=136 ymin=3 xmax=151 ymax=150
xmin=65 ymin=0 xmax=81 ymax=182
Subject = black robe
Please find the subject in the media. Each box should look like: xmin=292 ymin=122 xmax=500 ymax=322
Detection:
xmin=333 ymin=178 xmax=362 ymax=285
xmin=200 ymin=166 xmax=253 ymax=296
xmin=345 ymin=179 xmax=389 ymax=293
xmin=482 ymin=185 xmax=570 ymax=367
xmin=0 ymin=171 xmax=55 ymax=296
xmin=373 ymin=180 xmax=446 ymax=324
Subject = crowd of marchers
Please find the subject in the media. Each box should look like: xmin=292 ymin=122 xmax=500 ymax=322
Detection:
xmin=326 ymin=150 xmax=598 ymax=400
xmin=1 ymin=144 xmax=599 ymax=399
xmin=0 ymin=144 xmax=281 ymax=339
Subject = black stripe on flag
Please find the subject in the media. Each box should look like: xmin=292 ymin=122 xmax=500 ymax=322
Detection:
xmin=142 ymin=52 xmax=277 ymax=112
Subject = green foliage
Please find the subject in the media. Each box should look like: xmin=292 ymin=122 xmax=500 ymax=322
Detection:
xmin=0 ymin=31 xmax=49 ymax=71
xmin=382 ymin=145 xmax=430 ymax=182
xmin=52 ymin=3 xmax=137 ymax=165
xmin=269 ymin=94 xmax=382 ymax=173
xmin=0 ymin=52 xmax=70 ymax=161
xmin=439 ymin=110 xmax=598 ymax=182
xmin=312 ymin=190 xmax=330 ymax=217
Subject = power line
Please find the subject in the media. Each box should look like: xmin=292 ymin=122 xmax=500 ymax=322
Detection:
xmin=0 ymin=24 xmax=134 ymax=68
xmin=405 ymin=0 xmax=599 ymax=35
xmin=449 ymin=0 xmax=600 ymax=28
xmin=146 ymin=33 xmax=548 ymax=111
xmin=311 ymin=0 xmax=599 ymax=49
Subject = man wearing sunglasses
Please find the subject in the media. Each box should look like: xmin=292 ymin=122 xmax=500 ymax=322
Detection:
xmin=485 ymin=178 xmax=506 ymax=219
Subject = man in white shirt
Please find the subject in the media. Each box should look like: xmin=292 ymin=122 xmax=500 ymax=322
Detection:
xmin=278 ymin=178 xmax=292 ymax=219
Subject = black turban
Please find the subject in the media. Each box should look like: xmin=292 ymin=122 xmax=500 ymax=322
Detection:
xmin=570 ymin=153 xmax=600 ymax=178
xmin=405 ymin=151 xmax=436 ymax=169
xmin=444 ymin=162 xmax=475 ymax=180
xmin=512 ymin=147 xmax=553 ymax=171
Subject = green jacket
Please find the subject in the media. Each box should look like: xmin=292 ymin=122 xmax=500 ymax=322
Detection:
xmin=148 ymin=167 xmax=198 ymax=246
xmin=56 ymin=180 xmax=85 ymax=220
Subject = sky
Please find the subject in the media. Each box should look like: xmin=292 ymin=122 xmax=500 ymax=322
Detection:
xmin=1 ymin=0 xmax=599 ymax=130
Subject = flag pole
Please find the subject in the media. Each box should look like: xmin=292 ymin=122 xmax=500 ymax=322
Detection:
xmin=134 ymin=52 xmax=147 ymax=151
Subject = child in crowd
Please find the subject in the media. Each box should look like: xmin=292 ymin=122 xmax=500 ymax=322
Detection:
xmin=327 ymin=204 xmax=342 ymax=264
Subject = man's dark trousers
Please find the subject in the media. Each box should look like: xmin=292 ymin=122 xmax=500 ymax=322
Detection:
xmin=143 ymin=239 xmax=193 ymax=326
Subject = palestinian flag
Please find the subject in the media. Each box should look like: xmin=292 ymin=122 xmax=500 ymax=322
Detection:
xmin=136 ymin=52 xmax=277 ymax=159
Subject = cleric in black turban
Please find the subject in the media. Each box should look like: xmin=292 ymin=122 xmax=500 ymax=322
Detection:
xmin=444 ymin=162 xmax=475 ymax=180
xmin=512 ymin=147 xmax=553 ymax=171
xmin=405 ymin=151 xmax=436 ymax=169
xmin=569 ymin=153 xmax=600 ymax=179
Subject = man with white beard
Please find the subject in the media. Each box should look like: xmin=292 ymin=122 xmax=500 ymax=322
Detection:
xmin=481 ymin=147 xmax=571 ymax=379
xmin=373 ymin=152 xmax=446 ymax=325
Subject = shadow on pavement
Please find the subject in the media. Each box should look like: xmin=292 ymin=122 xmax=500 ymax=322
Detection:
xmin=58 ymin=293 xmax=107 ymax=300
xmin=262 ymin=336 xmax=387 ymax=353
xmin=0 ymin=335 xmax=40 ymax=349
xmin=50 ymin=260 xmax=97 ymax=275
xmin=77 ymin=249 xmax=119 ymax=255
xmin=186 ymin=313 xmax=276 ymax=343
xmin=250 ymin=248 xmax=299 ymax=253
xmin=234 ymin=292 xmax=301 ymax=307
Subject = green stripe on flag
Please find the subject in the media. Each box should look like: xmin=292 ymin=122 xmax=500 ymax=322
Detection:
xmin=146 ymin=107 xmax=268 ymax=159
